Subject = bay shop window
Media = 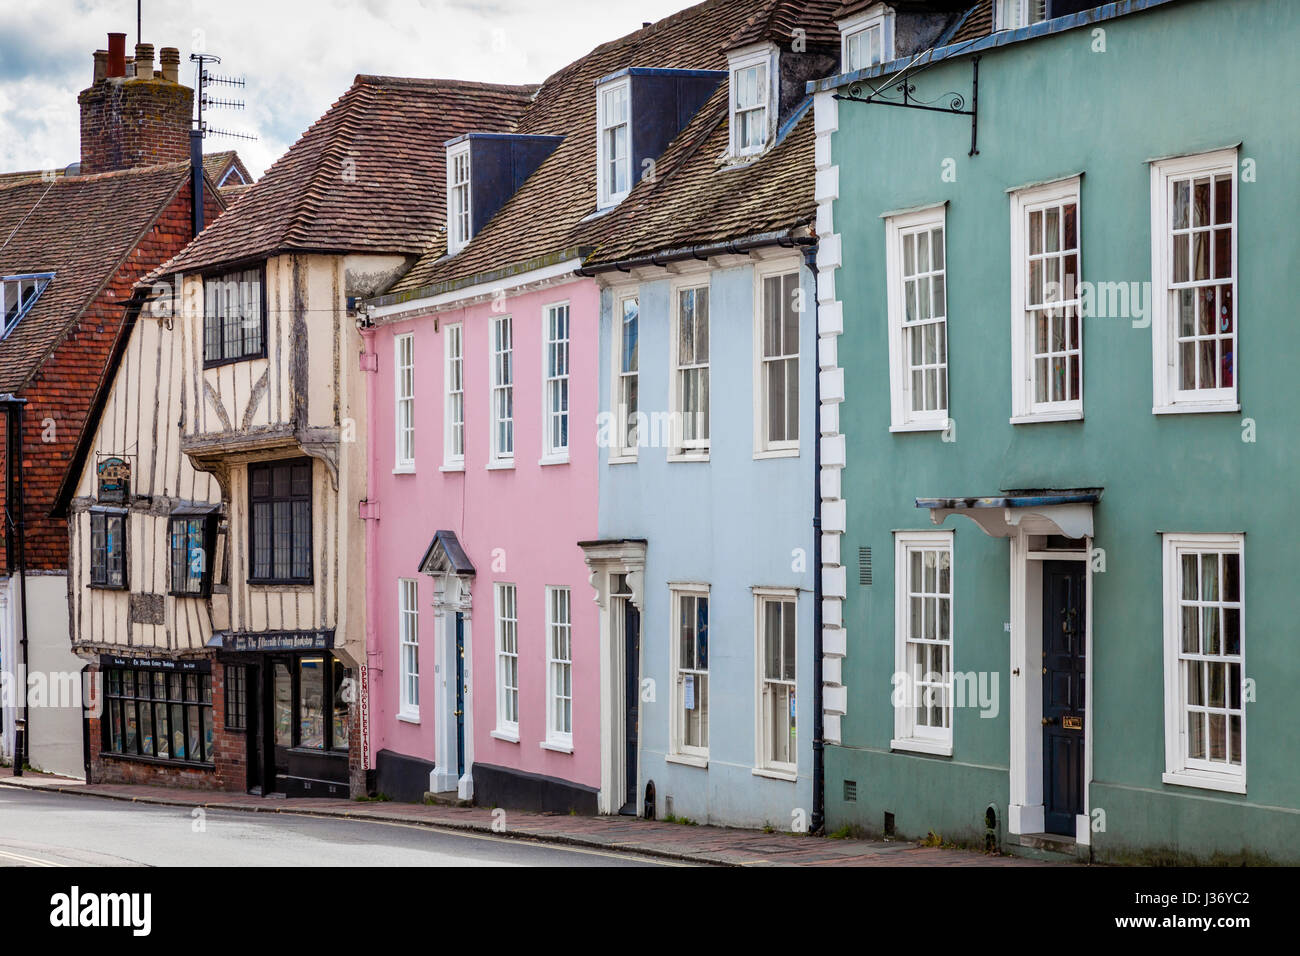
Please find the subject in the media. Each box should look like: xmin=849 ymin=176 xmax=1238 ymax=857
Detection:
xmin=102 ymin=661 xmax=214 ymax=764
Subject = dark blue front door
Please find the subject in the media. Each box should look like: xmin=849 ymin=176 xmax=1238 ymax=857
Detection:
xmin=621 ymin=600 xmax=640 ymax=815
xmin=454 ymin=612 xmax=466 ymax=778
xmin=1042 ymin=562 xmax=1086 ymax=836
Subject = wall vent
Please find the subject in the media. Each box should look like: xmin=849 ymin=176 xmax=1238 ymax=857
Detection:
xmin=843 ymin=779 xmax=858 ymax=802
xmin=858 ymin=546 xmax=872 ymax=585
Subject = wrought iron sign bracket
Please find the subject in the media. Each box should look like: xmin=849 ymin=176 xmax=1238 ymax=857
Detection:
xmin=834 ymin=56 xmax=981 ymax=157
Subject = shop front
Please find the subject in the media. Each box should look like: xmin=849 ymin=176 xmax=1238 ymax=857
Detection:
xmin=211 ymin=630 xmax=351 ymax=798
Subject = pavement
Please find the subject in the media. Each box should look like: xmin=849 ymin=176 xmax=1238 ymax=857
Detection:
xmin=0 ymin=767 xmax=1057 ymax=866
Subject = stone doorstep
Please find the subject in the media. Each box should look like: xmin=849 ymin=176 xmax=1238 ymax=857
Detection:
xmin=0 ymin=773 xmax=1055 ymax=867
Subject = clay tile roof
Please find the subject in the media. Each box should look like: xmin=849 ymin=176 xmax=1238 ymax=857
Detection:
xmin=392 ymin=0 xmax=781 ymax=295
xmin=203 ymin=149 xmax=254 ymax=187
xmin=949 ymin=0 xmax=993 ymax=42
xmin=0 ymin=162 xmax=192 ymax=392
xmin=725 ymin=0 xmax=845 ymax=52
xmin=154 ymin=76 xmax=537 ymax=278
xmin=579 ymin=87 xmax=816 ymax=267
xmin=832 ymin=0 xmax=978 ymax=17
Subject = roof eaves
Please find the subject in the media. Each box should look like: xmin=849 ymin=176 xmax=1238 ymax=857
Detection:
xmin=367 ymin=246 xmax=587 ymax=310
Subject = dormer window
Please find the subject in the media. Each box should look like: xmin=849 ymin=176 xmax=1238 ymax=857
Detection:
xmin=1 ymin=272 xmax=53 ymax=338
xmin=994 ymin=0 xmax=1047 ymax=30
xmin=447 ymin=141 xmax=472 ymax=254
xmin=597 ymin=78 xmax=631 ymax=208
xmin=840 ymin=5 xmax=895 ymax=72
xmin=729 ymin=46 xmax=777 ymax=158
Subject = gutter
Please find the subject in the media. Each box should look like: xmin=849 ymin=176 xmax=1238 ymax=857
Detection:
xmin=577 ymin=228 xmax=810 ymax=277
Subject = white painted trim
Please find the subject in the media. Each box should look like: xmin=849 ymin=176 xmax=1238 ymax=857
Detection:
xmin=394 ymin=331 xmax=416 ymax=471
xmin=610 ymin=289 xmax=641 ymax=461
xmin=753 ymin=588 xmax=799 ymax=776
xmin=446 ymin=141 xmax=473 ymax=255
xmin=492 ymin=581 xmax=520 ymax=740
xmin=544 ymin=584 xmax=574 ymax=744
xmin=665 ymin=753 xmax=708 ymax=769
xmin=890 ymin=738 xmax=952 ymax=758
xmin=488 ymin=313 xmax=515 ymax=467
xmin=1009 ymin=177 xmax=1083 ymax=420
xmin=839 ymin=5 xmax=894 ymax=72
xmin=1162 ymin=770 xmax=1247 ymax=795
xmin=443 ymin=322 xmax=465 ymax=469
xmin=540 ymin=299 xmax=572 ymax=461
xmin=1149 ymin=148 xmax=1239 ymax=413
xmin=490 ymin=729 xmax=520 ymax=744
xmin=885 ymin=206 xmax=949 ymax=430
xmin=752 ymin=258 xmax=803 ymax=458
xmin=667 ymin=275 xmax=711 ymax=459
xmin=727 ymin=44 xmax=779 ymax=159
xmin=368 ymin=259 xmax=582 ymax=321
xmin=669 ymin=583 xmax=711 ymax=762
xmin=541 ymin=739 xmax=574 ymax=754
xmin=893 ymin=530 xmax=955 ymax=754
xmin=596 ymin=76 xmax=633 ymax=210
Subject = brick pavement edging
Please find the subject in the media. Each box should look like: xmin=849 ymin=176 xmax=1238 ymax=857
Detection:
xmin=0 ymin=770 xmax=1059 ymax=867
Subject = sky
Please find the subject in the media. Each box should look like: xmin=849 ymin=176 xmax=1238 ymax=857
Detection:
xmin=0 ymin=0 xmax=696 ymax=177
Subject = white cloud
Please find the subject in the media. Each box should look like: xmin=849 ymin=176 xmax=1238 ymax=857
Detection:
xmin=1 ymin=0 xmax=694 ymax=177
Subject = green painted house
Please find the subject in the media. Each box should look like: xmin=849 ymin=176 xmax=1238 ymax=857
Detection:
xmin=809 ymin=0 xmax=1299 ymax=863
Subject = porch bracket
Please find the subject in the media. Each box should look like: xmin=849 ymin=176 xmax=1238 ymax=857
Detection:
xmin=833 ymin=55 xmax=980 ymax=156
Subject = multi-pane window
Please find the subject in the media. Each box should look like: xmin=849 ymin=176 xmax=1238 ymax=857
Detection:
xmin=1163 ymin=534 xmax=1244 ymax=789
xmin=249 ymin=459 xmax=312 ymax=583
xmin=544 ymin=304 xmax=570 ymax=458
xmin=759 ymin=271 xmax=800 ymax=451
xmin=89 ymin=510 xmax=126 ymax=589
xmin=995 ymin=0 xmax=1046 ymax=29
xmin=169 ymin=514 xmax=215 ymax=596
xmin=491 ymin=316 xmax=514 ymax=463
xmin=1011 ymin=179 xmax=1082 ymax=419
xmin=102 ymin=667 xmax=214 ymax=764
xmin=672 ymin=587 xmax=709 ymax=757
xmin=1 ymin=273 xmax=52 ymax=337
xmin=1151 ymin=150 xmax=1238 ymax=410
xmin=399 ymin=578 xmax=420 ymax=718
xmin=444 ymin=324 xmax=464 ymax=465
xmin=893 ymin=532 xmax=954 ymax=754
xmin=394 ymin=332 xmax=415 ymax=470
xmin=757 ymin=593 xmax=796 ymax=771
xmin=886 ymin=208 xmax=948 ymax=429
xmin=843 ymin=22 xmax=885 ymax=72
xmin=448 ymin=145 xmax=472 ymax=253
xmin=546 ymin=586 xmax=572 ymax=743
xmin=494 ymin=583 xmax=519 ymax=734
xmin=598 ymin=81 xmax=631 ymax=207
xmin=203 ymin=267 xmax=263 ymax=365
xmin=673 ymin=286 xmax=710 ymax=455
xmin=615 ymin=295 xmax=639 ymax=457
xmin=224 ymin=664 xmax=247 ymax=731
xmin=732 ymin=57 xmax=769 ymax=156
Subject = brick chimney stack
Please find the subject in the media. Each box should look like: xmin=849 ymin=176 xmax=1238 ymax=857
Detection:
xmin=78 ymin=32 xmax=194 ymax=175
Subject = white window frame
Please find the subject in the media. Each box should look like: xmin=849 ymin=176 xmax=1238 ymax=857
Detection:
xmin=839 ymin=5 xmax=894 ymax=72
xmin=1009 ymin=177 xmax=1084 ymax=423
xmin=541 ymin=301 xmax=570 ymax=464
xmin=442 ymin=323 xmax=464 ymax=470
xmin=610 ymin=291 xmax=640 ymax=463
xmin=754 ymin=588 xmax=797 ymax=777
xmin=447 ymin=141 xmax=472 ymax=255
xmin=668 ymin=279 xmax=711 ymax=460
xmin=754 ymin=262 xmax=802 ymax=457
xmin=1161 ymin=533 xmax=1246 ymax=794
xmin=1150 ymin=148 xmax=1239 ymax=414
xmin=394 ymin=332 xmax=415 ymax=472
xmin=884 ymin=204 xmax=949 ymax=432
xmin=1 ymin=272 xmax=54 ymax=339
xmin=398 ymin=578 xmax=420 ymax=721
xmin=892 ymin=530 xmax=954 ymax=756
xmin=669 ymin=583 xmax=710 ymax=764
xmin=493 ymin=582 xmax=520 ymax=740
xmin=596 ymin=77 xmax=632 ymax=209
xmin=994 ymin=0 xmax=1047 ymax=30
xmin=545 ymin=585 xmax=573 ymax=749
xmin=728 ymin=45 xmax=777 ymax=159
xmin=488 ymin=314 xmax=514 ymax=468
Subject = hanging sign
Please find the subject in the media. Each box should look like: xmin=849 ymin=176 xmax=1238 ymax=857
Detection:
xmin=97 ymin=456 xmax=131 ymax=503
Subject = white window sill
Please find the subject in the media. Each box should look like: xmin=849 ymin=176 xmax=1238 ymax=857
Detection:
xmin=439 ymin=462 xmax=465 ymax=473
xmin=485 ymin=460 xmax=515 ymax=471
xmin=396 ymin=711 xmax=420 ymax=725
xmin=538 ymin=454 xmax=569 ymax=467
xmin=1153 ymin=402 xmax=1241 ymax=416
xmin=540 ymin=738 xmax=573 ymax=754
xmin=666 ymin=452 xmax=710 ymax=464
xmin=1010 ymin=410 xmax=1083 ymax=425
xmin=754 ymin=447 xmax=799 ymax=460
xmin=889 ymin=421 xmax=947 ymax=434
xmin=890 ymin=737 xmax=952 ymax=757
xmin=752 ymin=766 xmax=797 ymax=782
xmin=607 ymin=453 xmax=638 ymax=465
xmin=490 ymin=729 xmax=520 ymax=744
xmin=392 ymin=464 xmax=416 ymax=475
xmin=1162 ymin=770 xmax=1246 ymax=795
xmin=665 ymin=753 xmax=708 ymax=769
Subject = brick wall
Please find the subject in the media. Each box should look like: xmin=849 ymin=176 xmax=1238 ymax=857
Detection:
xmin=88 ymin=657 xmax=247 ymax=792
xmin=78 ymin=78 xmax=193 ymax=176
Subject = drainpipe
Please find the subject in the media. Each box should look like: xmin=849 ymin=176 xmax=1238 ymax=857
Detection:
xmin=796 ymin=239 xmax=825 ymax=836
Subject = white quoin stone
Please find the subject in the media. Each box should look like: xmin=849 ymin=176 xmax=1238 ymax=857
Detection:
xmin=824 ymin=684 xmax=847 ymax=715
xmin=823 ymin=624 xmax=846 ymax=656
xmin=817 ymin=233 xmax=842 ymax=271
xmin=822 ymin=564 xmax=847 ymax=599
xmin=819 ymin=467 xmax=841 ymax=501
xmin=822 ymin=598 xmax=842 ymax=628
xmin=821 ymin=434 xmax=846 ymax=468
xmin=818 ymin=332 xmax=838 ymax=371
xmin=819 ymin=367 xmax=845 ymax=403
xmin=823 ymin=499 xmax=847 ymax=533
xmin=816 ymin=268 xmax=837 ymax=305
xmin=822 ymin=656 xmax=842 ymax=685
xmin=815 ymin=132 xmax=833 ymax=170
xmin=814 ymin=91 xmax=839 ymax=134
xmin=818 ymin=299 xmax=843 ymax=336
xmin=820 ymin=402 xmax=839 ymax=436
xmin=821 ymin=532 xmax=840 ymax=566
xmin=815 ymin=167 xmax=840 ymax=203
xmin=823 ymin=714 xmax=842 ymax=745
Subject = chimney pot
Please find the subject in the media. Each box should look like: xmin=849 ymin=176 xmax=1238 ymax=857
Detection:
xmin=134 ymin=43 xmax=155 ymax=79
xmin=93 ymin=50 xmax=108 ymax=83
xmin=107 ymin=33 xmax=126 ymax=78
xmin=160 ymin=47 xmax=181 ymax=83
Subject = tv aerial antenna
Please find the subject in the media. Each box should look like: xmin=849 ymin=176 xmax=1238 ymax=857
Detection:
xmin=190 ymin=52 xmax=258 ymax=143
